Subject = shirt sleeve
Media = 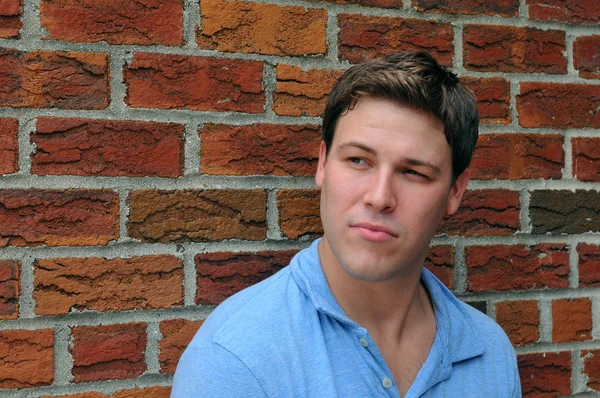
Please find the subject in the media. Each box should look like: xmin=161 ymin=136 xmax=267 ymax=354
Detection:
xmin=171 ymin=340 xmax=267 ymax=398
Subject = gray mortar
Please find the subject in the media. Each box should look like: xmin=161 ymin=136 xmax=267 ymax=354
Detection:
xmin=18 ymin=257 xmax=36 ymax=319
xmin=452 ymin=238 xmax=467 ymax=294
xmin=539 ymin=299 xmax=553 ymax=343
xmin=145 ymin=322 xmax=162 ymax=374
xmin=119 ymin=189 xmax=131 ymax=241
xmin=183 ymin=249 xmax=197 ymax=306
xmin=54 ymin=325 xmax=73 ymax=385
xmin=569 ymin=243 xmax=580 ymax=289
xmin=592 ymin=297 xmax=600 ymax=341
xmin=572 ymin=349 xmax=587 ymax=394
xmin=184 ymin=0 xmax=201 ymax=47
xmin=262 ymin=62 xmax=277 ymax=118
xmin=520 ymin=189 xmax=532 ymax=234
xmin=452 ymin=24 xmax=463 ymax=71
xmin=326 ymin=10 xmax=339 ymax=63
xmin=184 ymin=121 xmax=201 ymax=175
xmin=18 ymin=116 xmax=35 ymax=175
xmin=266 ymin=189 xmax=283 ymax=240
xmin=564 ymin=133 xmax=574 ymax=179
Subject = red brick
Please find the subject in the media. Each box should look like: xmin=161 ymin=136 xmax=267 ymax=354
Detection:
xmin=466 ymin=244 xmax=569 ymax=292
xmin=582 ymin=349 xmax=600 ymax=392
xmin=200 ymin=124 xmax=320 ymax=176
xmin=128 ymin=190 xmax=267 ymax=242
xmin=32 ymin=118 xmax=184 ymax=178
xmin=0 ymin=189 xmax=119 ymax=247
xmin=274 ymin=65 xmax=344 ymax=117
xmin=197 ymin=0 xmax=327 ymax=56
xmin=41 ymin=387 xmax=171 ymax=398
xmin=0 ymin=0 xmax=22 ymax=38
xmin=0 ymin=118 xmax=18 ymax=174
xmin=159 ymin=319 xmax=203 ymax=374
xmin=0 ymin=260 xmax=19 ymax=319
xmin=307 ymin=0 xmax=401 ymax=5
xmin=461 ymin=77 xmax=511 ymax=125
xmin=496 ymin=300 xmax=540 ymax=346
xmin=517 ymin=83 xmax=600 ymax=129
xmin=552 ymin=298 xmax=592 ymax=343
xmin=463 ymin=25 xmax=566 ymax=74
xmin=528 ymin=0 xmax=600 ymax=24
xmin=34 ymin=255 xmax=183 ymax=315
xmin=124 ymin=53 xmax=264 ymax=113
xmin=437 ymin=189 xmax=520 ymax=236
xmin=518 ymin=351 xmax=571 ymax=397
xmin=573 ymin=138 xmax=600 ymax=182
xmin=71 ymin=323 xmax=147 ymax=383
xmin=0 ymin=49 xmax=109 ymax=110
xmin=470 ymin=134 xmax=563 ymax=180
xmin=574 ymin=35 xmax=600 ymax=79
xmin=414 ymin=0 xmax=518 ymax=16
xmin=277 ymin=189 xmax=322 ymax=240
xmin=40 ymin=0 xmax=183 ymax=45
xmin=195 ymin=250 xmax=297 ymax=305
xmin=424 ymin=245 xmax=454 ymax=289
xmin=0 ymin=329 xmax=53 ymax=388
xmin=338 ymin=14 xmax=453 ymax=65
xmin=579 ymin=243 xmax=600 ymax=287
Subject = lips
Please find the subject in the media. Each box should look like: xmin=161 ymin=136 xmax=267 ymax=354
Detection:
xmin=351 ymin=222 xmax=399 ymax=239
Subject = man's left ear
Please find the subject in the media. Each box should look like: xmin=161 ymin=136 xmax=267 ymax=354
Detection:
xmin=445 ymin=169 xmax=470 ymax=216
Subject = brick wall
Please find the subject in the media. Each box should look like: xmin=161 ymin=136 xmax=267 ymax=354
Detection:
xmin=0 ymin=0 xmax=599 ymax=397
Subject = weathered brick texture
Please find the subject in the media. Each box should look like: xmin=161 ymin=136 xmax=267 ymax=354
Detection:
xmin=34 ymin=255 xmax=183 ymax=315
xmin=0 ymin=189 xmax=119 ymax=246
xmin=159 ymin=319 xmax=204 ymax=374
xmin=527 ymin=0 xmax=600 ymax=24
xmin=0 ymin=117 xmax=18 ymax=174
xmin=518 ymin=351 xmax=571 ymax=398
xmin=496 ymin=300 xmax=540 ymax=346
xmin=470 ymin=134 xmax=563 ymax=180
xmin=277 ymin=188 xmax=322 ymax=240
xmin=573 ymin=138 xmax=600 ymax=182
xmin=40 ymin=0 xmax=183 ymax=45
xmin=338 ymin=15 xmax=454 ymax=65
xmin=466 ymin=244 xmax=569 ymax=291
xmin=582 ymin=350 xmax=600 ymax=392
xmin=461 ymin=77 xmax=511 ymax=125
xmin=0 ymin=329 xmax=54 ymax=388
xmin=41 ymin=387 xmax=171 ymax=398
xmin=437 ymin=190 xmax=520 ymax=236
xmin=274 ymin=65 xmax=344 ymax=117
xmin=0 ymin=49 xmax=109 ymax=109
xmin=71 ymin=323 xmax=147 ymax=382
xmin=579 ymin=243 xmax=600 ymax=288
xmin=423 ymin=245 xmax=453 ymax=289
xmin=32 ymin=118 xmax=184 ymax=177
xmin=307 ymin=0 xmax=401 ymax=6
xmin=0 ymin=260 xmax=19 ymax=319
xmin=517 ymin=83 xmax=600 ymax=129
xmin=463 ymin=25 xmax=566 ymax=74
xmin=573 ymin=35 xmax=600 ymax=79
xmin=0 ymin=0 xmax=22 ymax=38
xmin=414 ymin=0 xmax=518 ymax=16
xmin=124 ymin=54 xmax=264 ymax=113
xmin=128 ymin=190 xmax=267 ymax=242
xmin=197 ymin=0 xmax=327 ymax=56
xmin=530 ymin=190 xmax=600 ymax=234
xmin=199 ymin=124 xmax=320 ymax=176
xmin=195 ymin=250 xmax=297 ymax=304
xmin=552 ymin=298 xmax=592 ymax=343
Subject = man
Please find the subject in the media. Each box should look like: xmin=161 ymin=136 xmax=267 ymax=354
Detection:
xmin=173 ymin=52 xmax=521 ymax=397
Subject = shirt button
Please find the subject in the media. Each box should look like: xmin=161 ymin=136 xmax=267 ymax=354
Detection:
xmin=382 ymin=377 xmax=392 ymax=389
xmin=359 ymin=338 xmax=369 ymax=347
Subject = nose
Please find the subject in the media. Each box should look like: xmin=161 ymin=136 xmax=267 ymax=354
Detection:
xmin=363 ymin=169 xmax=396 ymax=212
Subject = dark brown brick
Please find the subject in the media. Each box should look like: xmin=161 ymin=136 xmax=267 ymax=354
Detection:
xmin=461 ymin=77 xmax=511 ymax=125
xmin=552 ymin=298 xmax=592 ymax=343
xmin=200 ymin=124 xmax=320 ymax=176
xmin=277 ymin=189 xmax=322 ymax=240
xmin=195 ymin=250 xmax=297 ymax=305
xmin=530 ymin=190 xmax=600 ymax=234
xmin=437 ymin=189 xmax=520 ymax=236
xmin=32 ymin=118 xmax=184 ymax=178
xmin=0 ymin=260 xmax=19 ymax=319
xmin=338 ymin=14 xmax=453 ymax=65
xmin=464 ymin=25 xmax=566 ymax=74
xmin=0 ymin=118 xmax=18 ymax=174
xmin=159 ymin=319 xmax=204 ymax=374
xmin=71 ymin=323 xmax=147 ymax=383
xmin=517 ymin=83 xmax=600 ymax=129
xmin=414 ymin=0 xmax=518 ymax=16
xmin=424 ymin=245 xmax=454 ymax=289
xmin=496 ymin=300 xmax=540 ymax=346
xmin=573 ymin=137 xmax=600 ymax=182
xmin=0 ymin=48 xmax=109 ymax=110
xmin=527 ymin=0 xmax=600 ymax=24
xmin=197 ymin=0 xmax=327 ymax=56
xmin=579 ymin=243 xmax=600 ymax=288
xmin=466 ymin=244 xmax=569 ymax=291
xmin=470 ymin=134 xmax=563 ymax=180
xmin=0 ymin=0 xmax=22 ymax=38
xmin=518 ymin=351 xmax=571 ymax=397
xmin=128 ymin=190 xmax=267 ymax=242
xmin=34 ymin=255 xmax=183 ymax=315
xmin=574 ymin=35 xmax=600 ymax=79
xmin=0 ymin=329 xmax=54 ymax=388
xmin=124 ymin=53 xmax=264 ymax=113
xmin=582 ymin=349 xmax=600 ymax=392
xmin=0 ymin=189 xmax=119 ymax=247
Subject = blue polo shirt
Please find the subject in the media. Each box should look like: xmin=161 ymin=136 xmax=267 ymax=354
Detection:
xmin=173 ymin=239 xmax=521 ymax=397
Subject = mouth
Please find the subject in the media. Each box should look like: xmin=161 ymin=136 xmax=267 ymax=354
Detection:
xmin=351 ymin=222 xmax=399 ymax=241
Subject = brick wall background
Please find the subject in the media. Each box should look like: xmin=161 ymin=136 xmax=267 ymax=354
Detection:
xmin=0 ymin=0 xmax=599 ymax=396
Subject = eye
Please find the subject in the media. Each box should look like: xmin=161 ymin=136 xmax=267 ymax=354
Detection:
xmin=404 ymin=169 xmax=429 ymax=179
xmin=348 ymin=157 xmax=367 ymax=166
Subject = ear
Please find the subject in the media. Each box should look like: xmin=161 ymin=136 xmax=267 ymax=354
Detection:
xmin=445 ymin=169 xmax=470 ymax=216
xmin=315 ymin=141 xmax=327 ymax=189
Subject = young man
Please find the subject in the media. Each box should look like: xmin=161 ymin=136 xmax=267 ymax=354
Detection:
xmin=172 ymin=52 xmax=521 ymax=397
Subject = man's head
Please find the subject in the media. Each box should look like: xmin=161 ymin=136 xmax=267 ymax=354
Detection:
xmin=322 ymin=51 xmax=479 ymax=181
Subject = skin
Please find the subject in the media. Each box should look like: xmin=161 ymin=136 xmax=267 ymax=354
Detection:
xmin=315 ymin=96 xmax=470 ymax=395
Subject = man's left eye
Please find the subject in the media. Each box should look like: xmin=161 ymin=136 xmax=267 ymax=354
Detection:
xmin=349 ymin=157 xmax=366 ymax=165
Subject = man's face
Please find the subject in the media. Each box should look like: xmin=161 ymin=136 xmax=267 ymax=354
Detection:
xmin=315 ymin=96 xmax=469 ymax=283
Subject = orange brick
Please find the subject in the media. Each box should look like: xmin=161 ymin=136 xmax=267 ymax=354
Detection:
xmin=0 ymin=329 xmax=54 ymax=388
xmin=277 ymin=189 xmax=322 ymax=240
xmin=0 ymin=0 xmax=22 ymax=38
xmin=496 ymin=300 xmax=540 ymax=346
xmin=0 ymin=118 xmax=18 ymax=174
xmin=552 ymin=298 xmax=592 ymax=343
xmin=0 ymin=260 xmax=19 ymax=319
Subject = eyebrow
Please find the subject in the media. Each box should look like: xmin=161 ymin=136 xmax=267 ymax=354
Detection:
xmin=336 ymin=140 xmax=442 ymax=176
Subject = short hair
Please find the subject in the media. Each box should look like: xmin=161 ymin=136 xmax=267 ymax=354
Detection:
xmin=322 ymin=51 xmax=479 ymax=181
